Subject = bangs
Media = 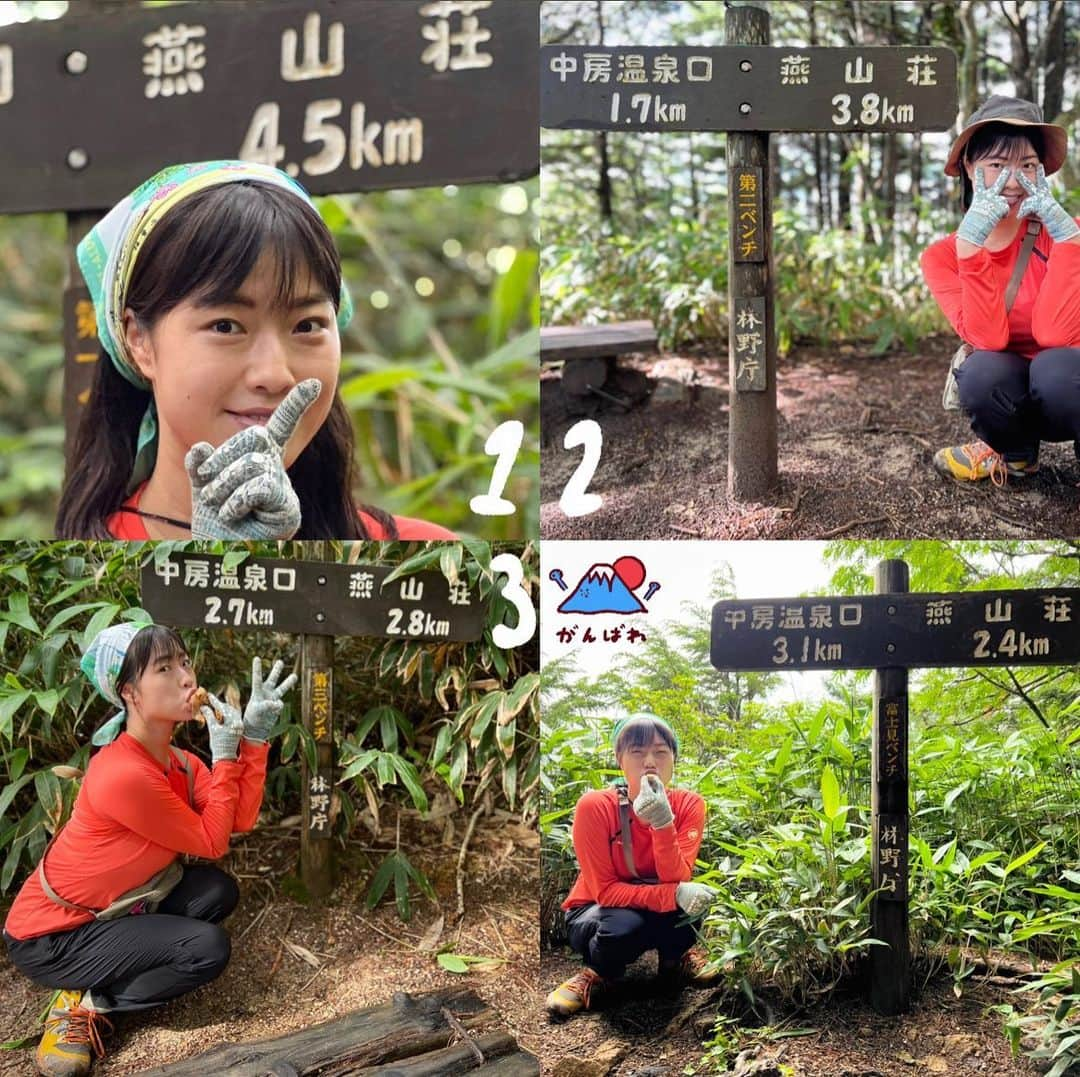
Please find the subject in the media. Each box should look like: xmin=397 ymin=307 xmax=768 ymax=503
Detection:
xmin=117 ymin=624 xmax=187 ymax=695
xmin=966 ymin=125 xmax=1043 ymax=164
xmin=126 ymin=181 xmax=342 ymax=322
xmin=615 ymin=716 xmax=677 ymax=757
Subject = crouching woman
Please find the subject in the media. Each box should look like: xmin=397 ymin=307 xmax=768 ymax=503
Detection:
xmin=2 ymin=621 xmax=295 ymax=1076
xmin=546 ymin=714 xmax=718 ymax=1017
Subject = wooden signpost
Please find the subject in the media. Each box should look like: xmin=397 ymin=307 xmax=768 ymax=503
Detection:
xmin=711 ymin=561 xmax=1080 ymax=1014
xmin=541 ymin=8 xmax=957 ymax=499
xmin=0 ymin=0 xmax=539 ymax=468
xmin=141 ymin=550 xmax=486 ymax=897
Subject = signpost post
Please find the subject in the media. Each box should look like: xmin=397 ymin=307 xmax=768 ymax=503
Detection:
xmin=710 ymin=563 xmax=1080 ymax=1014
xmin=0 ymin=0 xmax=539 ymax=468
xmin=141 ymin=550 xmax=487 ymax=897
xmin=541 ymin=11 xmax=957 ymax=500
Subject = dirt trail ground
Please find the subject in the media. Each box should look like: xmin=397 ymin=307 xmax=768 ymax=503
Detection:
xmin=537 ymin=948 xmax=1042 ymax=1076
xmin=541 ymin=337 xmax=1080 ymax=540
xmin=0 ymin=813 xmax=539 ymax=1075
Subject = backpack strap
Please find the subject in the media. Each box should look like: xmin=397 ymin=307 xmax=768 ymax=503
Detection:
xmin=169 ymin=745 xmax=196 ymax=807
xmin=1005 ymin=219 xmax=1040 ymax=312
xmin=615 ymin=785 xmax=641 ymax=880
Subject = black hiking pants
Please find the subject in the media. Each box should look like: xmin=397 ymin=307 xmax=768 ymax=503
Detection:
xmin=565 ymin=902 xmax=696 ymax=980
xmin=3 ymin=865 xmax=237 ymax=1013
xmin=954 ymin=346 xmax=1080 ymax=460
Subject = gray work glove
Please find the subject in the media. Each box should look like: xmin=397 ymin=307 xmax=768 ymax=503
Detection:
xmin=957 ymin=167 xmax=1010 ymax=247
xmin=243 ymin=656 xmax=298 ymax=743
xmin=185 ymin=379 xmax=322 ymax=539
xmin=633 ymin=773 xmax=674 ymax=829
xmin=199 ymin=691 xmax=245 ymax=763
xmin=675 ymin=881 xmax=717 ymax=918
xmin=1017 ymin=164 xmax=1080 ymax=243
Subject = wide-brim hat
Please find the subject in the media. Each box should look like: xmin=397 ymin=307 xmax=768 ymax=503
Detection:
xmin=945 ymin=94 xmax=1068 ymax=177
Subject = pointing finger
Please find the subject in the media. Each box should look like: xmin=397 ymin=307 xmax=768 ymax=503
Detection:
xmin=266 ymin=379 xmax=322 ymax=451
xmin=273 ymin=672 xmax=298 ymax=699
xmin=197 ymin=426 xmax=275 ymax=482
xmin=1015 ymin=170 xmax=1035 ymax=194
xmin=973 ymin=167 xmax=987 ymax=193
xmin=251 ymin=656 xmax=263 ymax=693
xmin=264 ymin=659 xmax=284 ymax=691
xmin=990 ymin=168 xmax=1010 ymax=195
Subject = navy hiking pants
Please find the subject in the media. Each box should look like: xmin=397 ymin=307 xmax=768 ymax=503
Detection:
xmin=565 ymin=902 xmax=696 ymax=979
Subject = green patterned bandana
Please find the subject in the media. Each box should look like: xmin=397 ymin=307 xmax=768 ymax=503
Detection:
xmin=76 ymin=160 xmax=354 ymax=493
xmin=81 ymin=618 xmax=154 ymax=746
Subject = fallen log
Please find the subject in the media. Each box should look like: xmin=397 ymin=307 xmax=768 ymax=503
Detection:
xmin=135 ymin=988 xmax=538 ymax=1076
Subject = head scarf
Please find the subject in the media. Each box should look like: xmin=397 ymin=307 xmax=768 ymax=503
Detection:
xmin=76 ymin=160 xmax=355 ymax=492
xmin=81 ymin=619 xmax=154 ymax=746
xmin=612 ymin=713 xmax=680 ymax=758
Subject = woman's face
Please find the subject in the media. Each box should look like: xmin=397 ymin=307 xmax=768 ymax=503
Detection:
xmin=618 ymin=732 xmax=675 ymax=800
xmin=122 ymin=650 xmax=198 ymax=725
xmin=965 ymin=136 xmax=1040 ymax=217
xmin=124 ymin=250 xmax=340 ymax=468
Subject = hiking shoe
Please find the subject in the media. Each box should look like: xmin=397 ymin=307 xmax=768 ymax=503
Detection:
xmin=35 ymin=990 xmax=112 ymax=1077
xmin=933 ymin=440 xmax=1038 ymax=486
xmin=658 ymin=947 xmax=721 ymax=986
xmin=545 ymin=967 xmax=605 ymax=1016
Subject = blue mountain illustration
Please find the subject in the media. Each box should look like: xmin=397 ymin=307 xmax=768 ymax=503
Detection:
xmin=558 ymin=564 xmax=647 ymax=615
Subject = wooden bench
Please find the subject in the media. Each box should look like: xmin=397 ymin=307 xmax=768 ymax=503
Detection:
xmin=540 ymin=319 xmax=658 ymax=400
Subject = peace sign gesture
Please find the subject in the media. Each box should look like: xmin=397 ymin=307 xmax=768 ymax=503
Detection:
xmin=957 ymin=166 xmax=1011 ymax=248
xmin=242 ymin=656 xmax=299 ymax=743
xmin=1016 ymin=163 xmax=1080 ymax=243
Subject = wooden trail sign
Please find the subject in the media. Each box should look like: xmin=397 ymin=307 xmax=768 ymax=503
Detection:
xmin=141 ymin=551 xmax=487 ymax=898
xmin=0 ymin=1 xmax=539 ymax=214
xmin=0 ymin=0 xmax=539 ymax=469
xmin=710 ymin=560 xmax=1079 ymax=1016
xmin=540 ymin=13 xmax=958 ymax=500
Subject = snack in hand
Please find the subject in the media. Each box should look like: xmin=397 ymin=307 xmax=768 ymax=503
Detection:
xmin=190 ymin=687 xmax=223 ymax=724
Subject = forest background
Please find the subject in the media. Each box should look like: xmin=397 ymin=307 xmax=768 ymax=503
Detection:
xmin=0 ymin=0 xmax=539 ymax=540
xmin=541 ymin=0 xmax=1080 ymax=352
xmin=542 ymin=540 xmax=1080 ymax=1076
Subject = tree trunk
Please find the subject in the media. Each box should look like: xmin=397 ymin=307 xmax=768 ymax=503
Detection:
xmin=594 ymin=0 xmax=612 ymax=222
xmin=1041 ymin=0 xmax=1066 ymax=122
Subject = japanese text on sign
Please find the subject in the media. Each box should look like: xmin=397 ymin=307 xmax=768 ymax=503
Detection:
xmin=733 ymin=167 xmax=763 ymax=263
xmin=876 ymin=813 xmax=907 ymax=902
xmin=542 ymin=46 xmax=957 ymax=134
xmin=732 ymin=296 xmax=767 ymax=392
xmin=712 ymin=589 xmax=1080 ymax=671
xmin=310 ymin=669 xmax=331 ymax=743
xmin=878 ymin=698 xmax=906 ymax=783
xmin=307 ymin=770 xmax=333 ymax=837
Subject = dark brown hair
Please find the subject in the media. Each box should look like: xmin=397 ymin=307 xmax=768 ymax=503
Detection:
xmin=614 ymin=715 xmax=678 ymax=760
xmin=116 ymin=624 xmax=188 ymax=710
xmin=56 ymin=181 xmax=397 ymax=539
xmin=960 ymin=123 xmax=1045 ymax=209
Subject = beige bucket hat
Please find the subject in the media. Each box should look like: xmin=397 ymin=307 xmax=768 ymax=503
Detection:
xmin=945 ymin=95 xmax=1068 ymax=177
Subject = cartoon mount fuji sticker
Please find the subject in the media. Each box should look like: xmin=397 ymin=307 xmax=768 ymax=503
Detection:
xmin=554 ymin=556 xmax=660 ymax=615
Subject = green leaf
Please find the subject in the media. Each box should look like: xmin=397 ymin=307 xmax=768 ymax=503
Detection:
xmin=437 ymin=953 xmax=470 ymax=973
xmin=820 ymin=765 xmax=840 ymax=819
xmin=1003 ymin=841 xmax=1047 ymax=877
xmin=79 ymin=604 xmax=122 ymax=650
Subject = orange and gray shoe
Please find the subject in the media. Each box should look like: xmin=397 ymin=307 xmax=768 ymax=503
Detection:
xmin=658 ymin=947 xmax=721 ymax=986
xmin=35 ymin=990 xmax=112 ymax=1077
xmin=545 ymin=967 xmax=606 ymax=1016
xmin=933 ymin=440 xmax=1038 ymax=486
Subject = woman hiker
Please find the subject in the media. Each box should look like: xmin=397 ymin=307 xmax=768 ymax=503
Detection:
xmin=546 ymin=714 xmax=719 ymax=1017
xmin=922 ymin=95 xmax=1080 ymax=485
xmin=3 ymin=621 xmax=296 ymax=1076
xmin=56 ymin=159 xmax=454 ymax=541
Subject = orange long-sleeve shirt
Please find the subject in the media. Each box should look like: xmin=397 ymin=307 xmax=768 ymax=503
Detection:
xmin=921 ymin=221 xmax=1080 ymax=359
xmin=562 ymin=786 xmax=706 ymax=914
xmin=4 ymin=732 xmax=269 ymax=940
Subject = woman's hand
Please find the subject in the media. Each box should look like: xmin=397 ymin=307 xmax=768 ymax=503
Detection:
xmin=675 ymin=881 xmax=717 ymax=918
xmin=198 ymin=692 xmax=245 ymax=763
xmin=243 ymin=656 xmax=298 ymax=743
xmin=633 ymin=773 xmax=674 ymax=829
xmin=1017 ymin=164 xmax=1080 ymax=243
xmin=184 ymin=379 xmax=322 ymax=539
xmin=957 ymin=167 xmax=1011 ymax=248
